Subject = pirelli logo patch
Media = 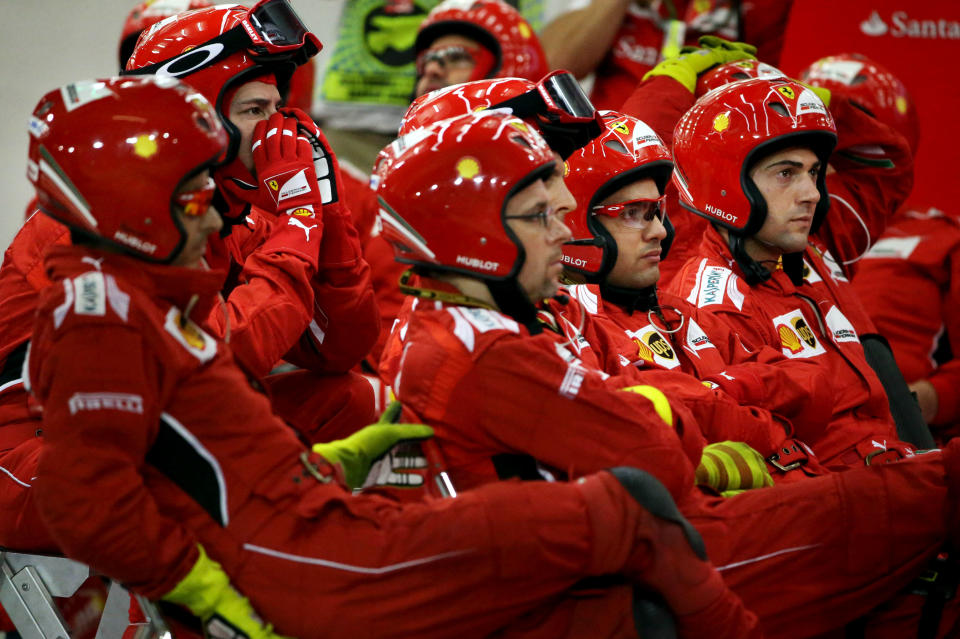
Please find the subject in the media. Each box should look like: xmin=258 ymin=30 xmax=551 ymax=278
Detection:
xmin=68 ymin=392 xmax=143 ymax=415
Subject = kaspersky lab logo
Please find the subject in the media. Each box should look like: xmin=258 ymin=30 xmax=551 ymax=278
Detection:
xmin=861 ymin=10 xmax=960 ymax=39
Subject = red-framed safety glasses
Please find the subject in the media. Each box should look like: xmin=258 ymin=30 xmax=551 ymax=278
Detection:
xmin=174 ymin=176 xmax=217 ymax=217
xmin=592 ymin=195 xmax=667 ymax=229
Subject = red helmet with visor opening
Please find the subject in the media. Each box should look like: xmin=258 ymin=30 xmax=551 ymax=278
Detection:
xmin=799 ymin=53 xmax=919 ymax=153
xmin=415 ymin=0 xmax=548 ymax=83
xmin=563 ymin=111 xmax=674 ymax=283
xmin=123 ymin=0 xmax=321 ymax=164
xmin=375 ymin=110 xmax=556 ymax=328
xmin=27 ymin=76 xmax=227 ymax=263
xmin=672 ymin=77 xmax=837 ymax=282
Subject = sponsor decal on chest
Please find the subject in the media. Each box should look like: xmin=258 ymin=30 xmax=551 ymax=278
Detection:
xmin=825 ymin=305 xmax=859 ymax=344
xmin=685 ymin=318 xmax=715 ymax=353
xmin=689 ymin=263 xmax=744 ymax=310
xmin=772 ymin=308 xmax=827 ymax=359
xmin=164 ymin=307 xmax=217 ymax=363
xmin=624 ymin=324 xmax=681 ymax=369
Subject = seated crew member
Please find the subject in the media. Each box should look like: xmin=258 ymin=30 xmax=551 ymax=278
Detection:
xmin=26 ymin=76 xmax=758 ymax=639
xmin=384 ymin=75 xmax=821 ymax=475
xmin=559 ymin=109 xmax=830 ymax=479
xmin=0 ymin=0 xmax=377 ymax=553
xmin=374 ymin=88 xmax=960 ymax=639
xmin=665 ymin=77 xmax=916 ymax=469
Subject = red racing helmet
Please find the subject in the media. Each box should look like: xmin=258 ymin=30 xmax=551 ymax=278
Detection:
xmin=27 ymin=76 xmax=227 ymax=263
xmin=562 ymin=111 xmax=674 ymax=282
xmin=118 ymin=0 xmax=213 ymax=69
xmin=415 ymin=0 xmax=548 ymax=82
xmin=672 ymin=77 xmax=837 ymax=282
xmin=375 ymin=110 xmax=556 ymax=326
xmin=376 ymin=111 xmax=555 ymax=280
xmin=799 ymin=53 xmax=919 ymax=153
xmin=124 ymin=0 xmax=321 ymax=164
xmin=401 ymin=71 xmax=603 ymax=158
xmin=673 ymin=77 xmax=836 ymax=235
xmin=696 ymin=59 xmax=787 ymax=97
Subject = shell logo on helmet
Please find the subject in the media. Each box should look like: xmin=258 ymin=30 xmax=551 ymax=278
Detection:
xmin=456 ymin=157 xmax=481 ymax=179
xmin=712 ymin=112 xmax=729 ymax=132
xmin=133 ymin=136 xmax=159 ymax=159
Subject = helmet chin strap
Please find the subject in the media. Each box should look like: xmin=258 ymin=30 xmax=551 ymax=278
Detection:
xmin=599 ymin=280 xmax=659 ymax=315
xmin=727 ymin=231 xmax=773 ymax=286
xmin=486 ymin=279 xmax=543 ymax=335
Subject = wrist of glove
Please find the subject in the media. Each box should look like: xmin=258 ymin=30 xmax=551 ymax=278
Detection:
xmin=163 ymin=545 xmax=286 ymax=639
xmin=312 ymin=402 xmax=434 ymax=489
xmin=645 ymin=36 xmax=757 ymax=93
xmin=695 ymin=441 xmax=773 ymax=496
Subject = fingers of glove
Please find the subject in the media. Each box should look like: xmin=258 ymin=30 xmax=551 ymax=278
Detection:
xmin=204 ymin=586 xmax=288 ymax=639
xmin=280 ymin=117 xmax=301 ymax=158
xmin=349 ymin=423 xmax=435 ymax=461
xmin=697 ymin=35 xmax=757 ymax=55
xmin=257 ymin=111 xmax=288 ymax=161
xmin=279 ymin=106 xmax=319 ymax=136
xmin=361 ymin=443 xmax=429 ymax=489
xmin=378 ymin=400 xmax=403 ymax=424
xmin=696 ymin=441 xmax=773 ymax=492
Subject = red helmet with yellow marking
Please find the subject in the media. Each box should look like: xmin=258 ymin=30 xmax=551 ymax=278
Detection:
xmin=563 ymin=111 xmax=673 ymax=281
xmin=799 ymin=53 xmax=919 ymax=153
xmin=27 ymin=76 xmax=226 ymax=263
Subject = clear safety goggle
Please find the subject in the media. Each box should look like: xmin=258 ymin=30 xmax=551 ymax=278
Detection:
xmin=416 ymin=45 xmax=485 ymax=74
xmin=124 ymin=0 xmax=321 ymax=78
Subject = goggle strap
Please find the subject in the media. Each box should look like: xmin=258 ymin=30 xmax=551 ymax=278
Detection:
xmin=491 ymin=90 xmax=548 ymax=122
xmin=122 ymin=27 xmax=251 ymax=79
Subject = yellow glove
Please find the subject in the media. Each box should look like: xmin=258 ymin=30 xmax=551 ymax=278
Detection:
xmin=163 ymin=545 xmax=287 ymax=639
xmin=646 ymin=36 xmax=758 ymax=93
xmin=695 ymin=441 xmax=774 ymax=497
xmin=313 ymin=401 xmax=434 ymax=489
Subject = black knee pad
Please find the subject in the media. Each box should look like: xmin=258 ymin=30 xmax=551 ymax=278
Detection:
xmin=609 ymin=466 xmax=707 ymax=560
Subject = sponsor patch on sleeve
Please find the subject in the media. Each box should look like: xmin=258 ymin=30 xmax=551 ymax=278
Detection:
xmin=772 ymin=309 xmax=827 ymax=359
xmin=685 ymin=318 xmax=715 ymax=353
xmin=164 ymin=307 xmax=217 ymax=363
xmin=68 ymin=392 xmax=143 ymax=416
